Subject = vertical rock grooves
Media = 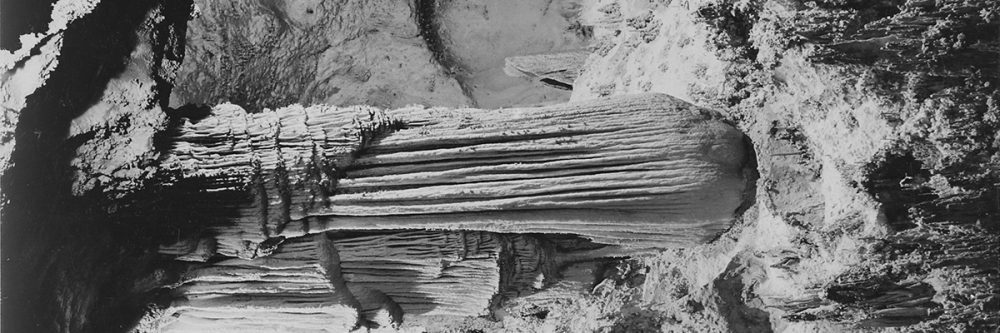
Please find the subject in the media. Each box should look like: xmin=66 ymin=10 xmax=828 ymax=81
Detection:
xmin=152 ymin=234 xmax=363 ymax=332
xmin=807 ymin=0 xmax=998 ymax=78
xmin=334 ymin=230 xmax=503 ymax=316
xmin=161 ymin=94 xmax=749 ymax=257
xmin=161 ymin=104 xmax=400 ymax=258
xmin=0 ymin=0 xmax=58 ymax=50
xmin=333 ymin=231 xmax=568 ymax=318
xmin=415 ymin=0 xmax=477 ymax=106
xmin=292 ymin=94 xmax=748 ymax=247
xmin=146 ymin=94 xmax=750 ymax=330
xmin=153 ymin=229 xmax=595 ymax=331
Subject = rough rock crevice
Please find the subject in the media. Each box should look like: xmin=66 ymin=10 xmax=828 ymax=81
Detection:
xmin=415 ymin=0 xmax=477 ymax=106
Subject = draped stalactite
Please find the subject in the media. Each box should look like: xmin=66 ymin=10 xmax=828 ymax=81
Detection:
xmin=159 ymin=94 xmax=750 ymax=259
xmin=145 ymin=93 xmax=751 ymax=330
xmin=160 ymin=103 xmax=400 ymax=258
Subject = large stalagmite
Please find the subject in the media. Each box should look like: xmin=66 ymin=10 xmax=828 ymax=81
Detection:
xmin=161 ymin=94 xmax=749 ymax=258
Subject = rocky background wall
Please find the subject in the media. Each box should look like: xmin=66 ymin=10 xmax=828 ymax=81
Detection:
xmin=1 ymin=0 xmax=997 ymax=332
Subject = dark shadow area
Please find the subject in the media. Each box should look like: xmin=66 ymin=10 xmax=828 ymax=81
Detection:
xmin=861 ymin=152 xmax=935 ymax=231
xmin=1 ymin=1 xmax=157 ymax=331
xmin=830 ymin=148 xmax=995 ymax=329
xmin=326 ymin=230 xmax=618 ymax=321
xmin=593 ymin=258 xmax=646 ymax=290
xmin=862 ymin=149 xmax=998 ymax=231
xmin=709 ymin=133 xmax=759 ymax=242
xmin=714 ymin=258 xmax=773 ymax=333
xmin=0 ymin=0 xmax=58 ymax=50
xmin=540 ymin=78 xmax=573 ymax=90
xmin=0 ymin=0 xmax=196 ymax=331
xmin=826 ymin=279 xmax=941 ymax=328
xmin=695 ymin=0 xmax=760 ymax=71
xmin=608 ymin=309 xmax=667 ymax=333
xmin=415 ymin=0 xmax=477 ymax=105
xmin=163 ymin=103 xmax=212 ymax=123
xmin=809 ymin=0 xmax=905 ymax=39
xmin=542 ymin=233 xmax=608 ymax=253
xmin=805 ymin=0 xmax=999 ymax=79
xmin=736 ymin=134 xmax=760 ymax=215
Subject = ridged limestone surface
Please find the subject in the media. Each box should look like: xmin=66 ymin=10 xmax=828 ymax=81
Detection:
xmin=162 ymin=94 xmax=748 ymax=258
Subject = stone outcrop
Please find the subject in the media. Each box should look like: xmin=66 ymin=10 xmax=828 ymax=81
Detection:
xmin=171 ymin=0 xmax=471 ymax=111
xmin=504 ymin=51 xmax=590 ymax=90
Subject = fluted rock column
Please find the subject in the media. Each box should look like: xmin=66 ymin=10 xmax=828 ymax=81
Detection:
xmin=161 ymin=104 xmax=399 ymax=257
xmin=161 ymin=94 xmax=749 ymax=258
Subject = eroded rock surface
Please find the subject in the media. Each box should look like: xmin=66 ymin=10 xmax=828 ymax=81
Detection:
xmin=171 ymin=0 xmax=471 ymax=111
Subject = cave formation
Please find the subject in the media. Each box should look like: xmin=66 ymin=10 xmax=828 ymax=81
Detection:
xmin=2 ymin=0 xmax=997 ymax=332
xmin=146 ymin=93 xmax=751 ymax=331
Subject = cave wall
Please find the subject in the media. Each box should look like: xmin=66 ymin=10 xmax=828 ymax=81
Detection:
xmin=1 ymin=0 xmax=192 ymax=332
xmin=569 ymin=0 xmax=998 ymax=331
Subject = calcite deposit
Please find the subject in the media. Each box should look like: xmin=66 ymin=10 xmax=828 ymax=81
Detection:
xmin=1 ymin=0 xmax=996 ymax=332
xmin=158 ymin=94 xmax=748 ymax=258
xmin=153 ymin=235 xmax=362 ymax=332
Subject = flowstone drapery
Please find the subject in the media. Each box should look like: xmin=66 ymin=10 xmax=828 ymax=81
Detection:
xmin=160 ymin=93 xmax=749 ymax=258
xmin=143 ymin=93 xmax=751 ymax=331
